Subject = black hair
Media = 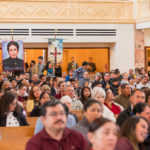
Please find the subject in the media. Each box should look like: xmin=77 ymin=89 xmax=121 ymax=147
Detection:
xmin=111 ymin=78 xmax=119 ymax=83
xmin=92 ymin=81 xmax=102 ymax=89
xmin=31 ymin=60 xmax=35 ymax=64
xmin=133 ymin=103 xmax=148 ymax=115
xmin=38 ymin=56 xmax=43 ymax=60
xmin=25 ymin=62 xmax=29 ymax=69
xmin=53 ymin=77 xmax=57 ymax=82
xmin=0 ymin=92 xmax=20 ymax=117
xmin=80 ymin=87 xmax=91 ymax=104
xmin=68 ymin=78 xmax=76 ymax=82
xmin=143 ymin=88 xmax=150 ymax=103
xmin=121 ymin=83 xmax=129 ymax=89
xmin=82 ymin=61 xmax=88 ymax=66
xmin=29 ymin=79 xmax=33 ymax=84
xmin=128 ymin=76 xmax=135 ymax=81
xmin=40 ymin=74 xmax=45 ymax=79
xmin=83 ymin=99 xmax=102 ymax=112
xmin=89 ymin=117 xmax=111 ymax=132
xmin=104 ymin=88 xmax=111 ymax=98
xmin=62 ymin=104 xmax=69 ymax=116
xmin=120 ymin=116 xmax=148 ymax=150
xmin=43 ymin=61 xmax=52 ymax=71
xmin=18 ymin=83 xmax=26 ymax=89
xmin=114 ymin=69 xmax=120 ymax=74
xmin=46 ymin=76 xmax=51 ymax=81
xmin=40 ymin=91 xmax=50 ymax=101
xmin=7 ymin=41 xmax=19 ymax=52
xmin=40 ymin=101 xmax=65 ymax=116
xmin=30 ymin=60 xmax=36 ymax=67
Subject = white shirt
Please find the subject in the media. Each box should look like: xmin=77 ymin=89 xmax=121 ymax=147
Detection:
xmin=136 ymin=82 xmax=150 ymax=89
xmin=102 ymin=105 xmax=116 ymax=122
xmin=6 ymin=112 xmax=19 ymax=127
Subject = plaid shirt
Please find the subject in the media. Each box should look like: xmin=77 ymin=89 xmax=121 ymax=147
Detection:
xmin=73 ymin=67 xmax=86 ymax=81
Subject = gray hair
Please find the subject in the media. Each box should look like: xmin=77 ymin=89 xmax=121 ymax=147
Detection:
xmin=60 ymin=95 xmax=72 ymax=104
xmin=64 ymin=85 xmax=74 ymax=92
xmin=91 ymin=87 xmax=106 ymax=99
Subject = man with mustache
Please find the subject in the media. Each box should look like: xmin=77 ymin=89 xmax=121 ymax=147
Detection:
xmin=26 ymin=101 xmax=88 ymax=150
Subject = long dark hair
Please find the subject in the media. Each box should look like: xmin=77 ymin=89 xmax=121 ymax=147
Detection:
xmin=42 ymin=61 xmax=52 ymax=72
xmin=80 ymin=87 xmax=91 ymax=104
xmin=120 ymin=116 xmax=148 ymax=150
xmin=0 ymin=92 xmax=20 ymax=117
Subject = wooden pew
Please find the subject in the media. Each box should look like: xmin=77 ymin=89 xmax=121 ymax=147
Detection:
xmin=0 ymin=126 xmax=34 ymax=138
xmin=0 ymin=137 xmax=30 ymax=150
xmin=26 ymin=117 xmax=38 ymax=127
xmin=71 ymin=110 xmax=83 ymax=121
xmin=0 ymin=126 xmax=34 ymax=150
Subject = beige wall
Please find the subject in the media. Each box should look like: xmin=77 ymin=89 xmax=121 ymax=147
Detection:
xmin=137 ymin=0 xmax=150 ymax=23
xmin=0 ymin=0 xmax=149 ymax=24
xmin=0 ymin=0 xmax=134 ymax=23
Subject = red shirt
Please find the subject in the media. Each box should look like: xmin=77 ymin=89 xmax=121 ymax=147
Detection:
xmin=104 ymin=102 xmax=121 ymax=115
xmin=26 ymin=128 xmax=88 ymax=150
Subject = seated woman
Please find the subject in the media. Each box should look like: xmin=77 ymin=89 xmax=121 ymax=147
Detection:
xmin=60 ymin=95 xmax=78 ymax=123
xmin=133 ymin=103 xmax=150 ymax=150
xmin=91 ymin=87 xmax=116 ymax=122
xmin=72 ymin=99 xmax=103 ymax=139
xmin=2 ymin=81 xmax=11 ymax=92
xmin=42 ymin=61 xmax=54 ymax=77
xmin=115 ymin=116 xmax=148 ymax=150
xmin=0 ymin=92 xmax=28 ymax=126
xmin=104 ymin=88 xmax=123 ymax=118
xmin=80 ymin=87 xmax=91 ymax=105
xmin=30 ymin=92 xmax=51 ymax=117
xmin=27 ymin=85 xmax=42 ymax=112
xmin=88 ymin=118 xmax=118 ymax=150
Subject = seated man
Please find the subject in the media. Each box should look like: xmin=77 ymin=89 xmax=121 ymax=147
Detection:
xmin=26 ymin=101 xmax=88 ymax=150
xmin=79 ymin=71 xmax=90 ymax=88
xmin=116 ymin=89 xmax=146 ymax=127
xmin=64 ymin=85 xmax=83 ymax=110
xmin=114 ymin=83 xmax=131 ymax=109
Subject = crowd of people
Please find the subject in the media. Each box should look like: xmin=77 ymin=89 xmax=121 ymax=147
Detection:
xmin=0 ymin=55 xmax=150 ymax=150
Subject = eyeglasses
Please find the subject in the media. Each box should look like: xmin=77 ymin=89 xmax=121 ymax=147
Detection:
xmin=48 ymin=111 xmax=66 ymax=117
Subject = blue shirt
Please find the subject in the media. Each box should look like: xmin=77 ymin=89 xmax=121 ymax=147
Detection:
xmin=34 ymin=114 xmax=76 ymax=135
xmin=73 ymin=67 xmax=86 ymax=81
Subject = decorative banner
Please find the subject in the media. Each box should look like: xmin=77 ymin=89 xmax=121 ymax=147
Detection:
xmin=48 ymin=39 xmax=63 ymax=66
xmin=2 ymin=40 xmax=24 ymax=71
xmin=135 ymin=29 xmax=145 ymax=68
